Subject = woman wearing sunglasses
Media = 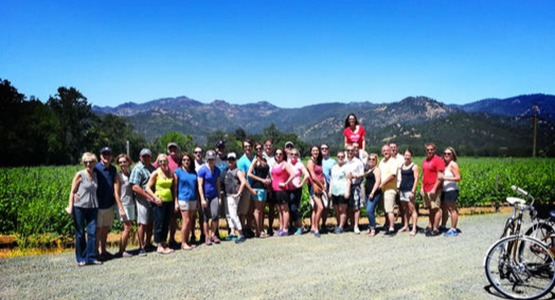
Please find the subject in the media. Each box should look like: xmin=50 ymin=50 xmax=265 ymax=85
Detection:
xmin=441 ymin=147 xmax=461 ymax=237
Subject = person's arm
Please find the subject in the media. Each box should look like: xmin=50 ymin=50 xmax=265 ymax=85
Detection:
xmin=247 ymin=159 xmax=264 ymax=184
xmin=410 ymin=165 xmax=419 ymax=200
xmin=197 ymin=174 xmax=206 ymax=208
xmin=306 ymin=160 xmax=322 ymax=190
xmin=298 ymin=163 xmax=311 ymax=187
xmin=282 ymin=162 xmax=296 ymax=188
xmin=172 ymin=173 xmax=179 ymax=212
xmin=448 ymin=162 xmax=461 ymax=182
xmin=146 ymin=172 xmax=162 ymax=206
xmin=66 ymin=172 xmax=81 ymax=215
xmin=235 ymin=169 xmax=248 ymax=197
xmin=114 ymin=174 xmax=126 ymax=219
xmin=360 ymin=126 xmax=366 ymax=150
xmin=345 ymin=170 xmax=352 ymax=199
xmin=344 ymin=134 xmax=349 ymax=149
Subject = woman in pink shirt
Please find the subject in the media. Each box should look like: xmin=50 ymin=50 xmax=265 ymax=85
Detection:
xmin=271 ymin=148 xmax=295 ymax=237
xmin=343 ymin=113 xmax=366 ymax=150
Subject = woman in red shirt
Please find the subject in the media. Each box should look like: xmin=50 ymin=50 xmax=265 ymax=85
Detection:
xmin=343 ymin=113 xmax=366 ymax=150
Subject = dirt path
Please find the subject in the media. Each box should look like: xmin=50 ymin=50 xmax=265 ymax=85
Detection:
xmin=0 ymin=212 xmax=531 ymax=300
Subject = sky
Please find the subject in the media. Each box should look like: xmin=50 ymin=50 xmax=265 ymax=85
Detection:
xmin=2 ymin=1 xmax=554 ymax=108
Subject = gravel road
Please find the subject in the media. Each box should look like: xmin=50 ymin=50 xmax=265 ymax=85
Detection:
xmin=0 ymin=212 xmax=547 ymax=300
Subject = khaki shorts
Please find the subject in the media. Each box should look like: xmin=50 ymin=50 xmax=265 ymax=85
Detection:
xmin=383 ymin=189 xmax=397 ymax=213
xmin=238 ymin=189 xmax=251 ymax=215
xmin=421 ymin=190 xmax=442 ymax=210
xmin=118 ymin=205 xmax=136 ymax=222
xmin=179 ymin=200 xmax=198 ymax=211
xmin=97 ymin=206 xmax=115 ymax=227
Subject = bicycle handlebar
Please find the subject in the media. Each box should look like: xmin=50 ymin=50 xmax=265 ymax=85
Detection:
xmin=511 ymin=185 xmax=535 ymax=204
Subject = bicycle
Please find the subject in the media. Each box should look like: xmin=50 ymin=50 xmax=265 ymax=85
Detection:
xmin=484 ymin=186 xmax=555 ymax=299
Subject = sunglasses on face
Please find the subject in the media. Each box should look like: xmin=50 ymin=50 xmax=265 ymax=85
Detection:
xmin=426 ymin=149 xmax=435 ymax=152
xmin=256 ymin=147 xmax=262 ymax=151
xmin=182 ymin=158 xmax=190 ymax=162
xmin=118 ymin=160 xmax=127 ymax=164
xmin=444 ymin=152 xmax=452 ymax=156
xmin=337 ymin=156 xmax=345 ymax=159
xmin=194 ymin=151 xmax=202 ymax=154
xmin=275 ymin=152 xmax=283 ymax=156
xmin=84 ymin=161 xmax=95 ymax=165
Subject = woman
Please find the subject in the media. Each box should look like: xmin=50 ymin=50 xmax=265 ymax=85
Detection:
xmin=224 ymin=152 xmax=249 ymax=243
xmin=306 ymin=145 xmax=326 ymax=237
xmin=247 ymin=143 xmax=271 ymax=238
xmin=363 ymin=153 xmax=381 ymax=237
xmin=271 ymin=148 xmax=295 ymax=237
xmin=441 ymin=147 xmax=462 ymax=237
xmin=146 ymin=154 xmax=176 ymax=254
xmin=65 ymin=152 xmax=102 ymax=266
xmin=343 ymin=113 xmax=366 ymax=150
xmin=114 ymin=154 xmax=135 ymax=257
xmin=398 ymin=149 xmax=419 ymax=236
xmin=174 ymin=152 xmax=198 ymax=250
xmin=329 ymin=151 xmax=350 ymax=234
xmin=197 ymin=150 xmax=222 ymax=245
xmin=288 ymin=148 xmax=310 ymax=235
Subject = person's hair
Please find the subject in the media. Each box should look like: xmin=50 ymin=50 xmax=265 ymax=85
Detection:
xmin=243 ymin=138 xmax=253 ymax=146
xmin=444 ymin=146 xmax=458 ymax=162
xmin=179 ymin=152 xmax=197 ymax=174
xmin=255 ymin=143 xmax=264 ymax=156
xmin=115 ymin=154 xmax=133 ymax=166
xmin=81 ymin=152 xmax=97 ymax=164
xmin=264 ymin=139 xmax=273 ymax=145
xmin=369 ymin=153 xmax=380 ymax=165
xmin=156 ymin=154 xmax=168 ymax=163
xmin=311 ymin=145 xmax=323 ymax=165
xmin=344 ymin=113 xmax=359 ymax=128
xmin=404 ymin=149 xmax=413 ymax=156
xmin=425 ymin=143 xmax=436 ymax=149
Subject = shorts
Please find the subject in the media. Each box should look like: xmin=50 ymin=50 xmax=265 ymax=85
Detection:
xmin=118 ymin=205 xmax=136 ymax=222
xmin=274 ymin=190 xmax=289 ymax=205
xmin=383 ymin=189 xmax=397 ymax=213
xmin=348 ymin=185 xmax=363 ymax=209
xmin=251 ymin=188 xmax=267 ymax=201
xmin=442 ymin=190 xmax=459 ymax=203
xmin=238 ymin=189 xmax=251 ymax=215
xmin=97 ymin=206 xmax=115 ymax=227
xmin=310 ymin=193 xmax=329 ymax=208
xmin=399 ymin=191 xmax=414 ymax=202
xmin=179 ymin=200 xmax=198 ymax=211
xmin=202 ymin=197 xmax=219 ymax=222
xmin=136 ymin=200 xmax=153 ymax=225
xmin=332 ymin=195 xmax=348 ymax=206
xmin=421 ymin=190 xmax=442 ymax=210
xmin=266 ymin=190 xmax=276 ymax=204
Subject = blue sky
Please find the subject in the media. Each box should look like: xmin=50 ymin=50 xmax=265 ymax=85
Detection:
xmin=2 ymin=1 xmax=554 ymax=107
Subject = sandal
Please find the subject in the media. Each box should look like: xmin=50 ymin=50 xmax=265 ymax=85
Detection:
xmin=211 ymin=236 xmax=221 ymax=244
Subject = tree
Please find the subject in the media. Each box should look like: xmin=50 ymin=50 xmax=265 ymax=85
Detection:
xmin=151 ymin=131 xmax=194 ymax=156
xmin=47 ymin=87 xmax=94 ymax=164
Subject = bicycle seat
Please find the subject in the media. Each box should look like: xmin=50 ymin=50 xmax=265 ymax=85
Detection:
xmin=550 ymin=210 xmax=555 ymax=219
xmin=506 ymin=197 xmax=526 ymax=205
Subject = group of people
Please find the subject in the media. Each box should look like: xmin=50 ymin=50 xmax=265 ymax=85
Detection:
xmin=65 ymin=113 xmax=461 ymax=267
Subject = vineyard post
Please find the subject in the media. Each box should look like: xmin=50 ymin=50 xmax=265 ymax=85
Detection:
xmin=126 ymin=140 xmax=130 ymax=157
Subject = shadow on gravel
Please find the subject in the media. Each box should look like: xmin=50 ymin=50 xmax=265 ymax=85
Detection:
xmin=483 ymin=285 xmax=555 ymax=299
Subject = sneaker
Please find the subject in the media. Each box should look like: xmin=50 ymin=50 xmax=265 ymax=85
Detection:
xmin=444 ymin=228 xmax=459 ymax=237
xmin=89 ymin=260 xmax=103 ymax=265
xmin=294 ymin=228 xmax=302 ymax=236
xmin=267 ymin=228 xmax=274 ymax=236
xmin=354 ymin=226 xmax=361 ymax=234
xmin=211 ymin=236 xmax=221 ymax=244
xmin=278 ymin=230 xmax=289 ymax=237
xmin=225 ymin=234 xmax=237 ymax=241
xmin=334 ymin=227 xmax=344 ymax=234
xmin=77 ymin=261 xmax=86 ymax=267
xmin=313 ymin=232 xmax=321 ymax=238
xmin=205 ymin=239 xmax=212 ymax=246
xmin=121 ymin=251 xmax=132 ymax=258
xmin=438 ymin=226 xmax=448 ymax=233
xmin=426 ymin=229 xmax=441 ymax=237
xmin=139 ymin=248 xmax=147 ymax=256
xmin=235 ymin=236 xmax=246 ymax=244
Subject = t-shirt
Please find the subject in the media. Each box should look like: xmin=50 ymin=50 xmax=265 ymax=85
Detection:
xmin=95 ymin=162 xmax=117 ymax=209
xmin=224 ymin=167 xmax=240 ymax=195
xmin=129 ymin=161 xmax=156 ymax=206
xmin=322 ymin=157 xmax=336 ymax=185
xmin=117 ymin=172 xmax=134 ymax=206
xmin=174 ymin=168 xmax=197 ymax=201
xmin=379 ymin=157 xmax=398 ymax=191
xmin=343 ymin=125 xmax=366 ymax=145
xmin=288 ymin=160 xmax=305 ymax=190
xmin=345 ymin=157 xmax=364 ymax=185
xmin=330 ymin=164 xmax=348 ymax=196
xmin=422 ymin=155 xmax=445 ymax=192
xmin=237 ymin=154 xmax=254 ymax=186
xmin=198 ymin=165 xmax=221 ymax=199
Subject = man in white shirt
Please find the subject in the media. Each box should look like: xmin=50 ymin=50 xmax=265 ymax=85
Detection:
xmin=345 ymin=145 xmax=364 ymax=234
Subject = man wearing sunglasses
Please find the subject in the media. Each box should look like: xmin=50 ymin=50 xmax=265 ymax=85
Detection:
xmin=421 ymin=143 xmax=445 ymax=237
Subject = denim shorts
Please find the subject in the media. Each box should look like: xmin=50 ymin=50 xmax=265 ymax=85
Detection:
xmin=251 ymin=188 xmax=267 ymax=201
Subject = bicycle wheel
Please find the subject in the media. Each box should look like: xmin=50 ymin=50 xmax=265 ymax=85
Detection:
xmin=526 ymin=221 xmax=555 ymax=249
xmin=485 ymin=235 xmax=555 ymax=299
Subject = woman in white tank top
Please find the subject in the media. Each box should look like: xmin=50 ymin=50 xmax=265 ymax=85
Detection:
xmin=441 ymin=147 xmax=461 ymax=237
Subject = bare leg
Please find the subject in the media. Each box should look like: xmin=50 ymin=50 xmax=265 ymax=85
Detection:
xmin=119 ymin=221 xmax=133 ymax=254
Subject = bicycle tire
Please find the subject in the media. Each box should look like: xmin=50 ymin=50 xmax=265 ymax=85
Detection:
xmin=526 ymin=221 xmax=555 ymax=249
xmin=485 ymin=235 xmax=555 ymax=299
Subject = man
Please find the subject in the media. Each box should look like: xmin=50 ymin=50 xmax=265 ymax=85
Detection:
xmin=95 ymin=147 xmax=117 ymax=260
xmin=345 ymin=144 xmax=364 ymax=234
xmin=237 ymin=138 xmax=255 ymax=236
xmin=214 ymin=140 xmax=228 ymax=173
xmin=129 ymin=148 xmax=156 ymax=256
xmin=389 ymin=142 xmax=404 ymax=224
xmin=421 ymin=143 xmax=445 ymax=237
xmin=214 ymin=140 xmax=229 ymax=238
xmin=284 ymin=141 xmax=294 ymax=161
xmin=194 ymin=146 xmax=204 ymax=172
xmin=378 ymin=144 xmax=398 ymax=236
xmin=320 ymin=143 xmax=336 ymax=232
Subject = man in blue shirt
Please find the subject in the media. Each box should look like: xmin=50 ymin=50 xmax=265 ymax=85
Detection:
xmin=236 ymin=138 xmax=255 ymax=236
xmin=95 ymin=147 xmax=117 ymax=260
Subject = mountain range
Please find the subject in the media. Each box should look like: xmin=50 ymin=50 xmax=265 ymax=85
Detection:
xmin=93 ymin=93 xmax=555 ymax=156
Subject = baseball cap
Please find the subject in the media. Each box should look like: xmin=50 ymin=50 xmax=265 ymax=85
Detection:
xmin=285 ymin=141 xmax=294 ymax=148
xmin=206 ymin=150 xmax=217 ymax=160
xmin=100 ymin=147 xmax=113 ymax=155
xmin=167 ymin=142 xmax=179 ymax=149
xmin=215 ymin=140 xmax=226 ymax=148
xmin=140 ymin=148 xmax=152 ymax=157
xmin=227 ymin=152 xmax=237 ymax=160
